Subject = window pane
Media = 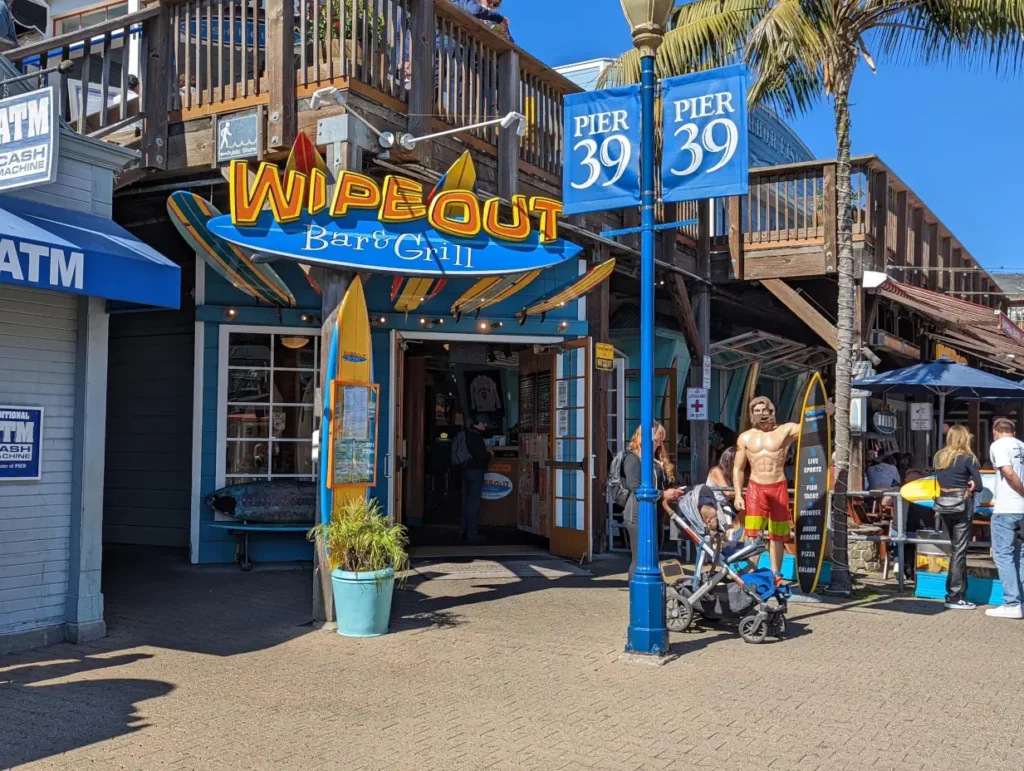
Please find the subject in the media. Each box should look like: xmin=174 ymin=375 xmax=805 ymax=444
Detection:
xmin=273 ymin=442 xmax=314 ymax=475
xmin=226 ymin=441 xmax=270 ymax=476
xmin=229 ymin=370 xmax=270 ymax=403
xmin=274 ymin=335 xmax=315 ymax=368
xmin=272 ymin=406 xmax=314 ymax=439
xmin=273 ymin=370 xmax=315 ymax=404
xmin=228 ymin=333 xmax=271 ymax=367
xmin=228 ymin=405 xmax=269 ymax=438
xmin=108 ymin=3 xmax=129 ymax=18
xmin=225 ymin=475 xmax=267 ymax=485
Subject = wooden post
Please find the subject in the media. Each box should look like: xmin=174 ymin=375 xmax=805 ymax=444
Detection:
xmin=497 ymin=50 xmax=521 ymax=201
xmin=823 ymin=163 xmax=837 ymax=275
xmin=689 ymin=200 xmax=712 ymax=483
xmin=408 ymin=0 xmax=436 ymax=165
xmin=911 ymin=207 xmax=924 ymax=287
xmin=952 ymin=247 xmax=963 ymax=300
xmin=926 ymin=222 xmax=939 ymax=291
xmin=851 ymin=284 xmax=865 ymax=496
xmin=870 ymin=169 xmax=888 ymax=272
xmin=588 ymin=247 xmax=611 ymax=553
xmin=938 ymin=236 xmax=951 ymax=294
xmin=894 ymin=190 xmax=909 ymax=278
xmin=141 ymin=4 xmax=169 ymax=169
xmin=266 ymin=0 xmax=296 ymax=149
xmin=728 ymin=195 xmax=744 ymax=280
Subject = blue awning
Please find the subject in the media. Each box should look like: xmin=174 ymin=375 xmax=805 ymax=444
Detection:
xmin=0 ymin=194 xmax=180 ymax=309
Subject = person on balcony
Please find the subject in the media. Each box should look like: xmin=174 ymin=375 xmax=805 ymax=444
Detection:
xmin=452 ymin=0 xmax=513 ymax=41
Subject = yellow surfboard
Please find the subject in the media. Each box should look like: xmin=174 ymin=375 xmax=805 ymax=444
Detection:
xmin=331 ymin=276 xmax=374 ymax=509
xmin=515 ymin=258 xmax=616 ymax=320
xmin=900 ymin=473 xmax=995 ymax=512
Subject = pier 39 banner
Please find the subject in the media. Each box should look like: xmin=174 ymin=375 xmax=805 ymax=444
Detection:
xmin=208 ymin=161 xmax=582 ymax=276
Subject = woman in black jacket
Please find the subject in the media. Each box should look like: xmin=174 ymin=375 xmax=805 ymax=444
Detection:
xmin=934 ymin=424 xmax=984 ymax=611
xmin=621 ymin=422 xmax=683 ymax=580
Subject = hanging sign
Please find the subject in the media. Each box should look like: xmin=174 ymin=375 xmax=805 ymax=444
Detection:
xmin=0 ymin=406 xmax=43 ymax=481
xmin=561 ymin=85 xmax=641 ymax=216
xmin=793 ymin=373 xmax=830 ymax=594
xmin=910 ymin=402 xmax=933 ymax=432
xmin=872 ymin=409 xmax=897 ymax=435
xmin=702 ymin=355 xmax=712 ymax=390
xmin=686 ymin=388 xmax=708 ymax=421
xmin=208 ymin=160 xmax=582 ymax=276
xmin=215 ymin=111 xmax=260 ymax=163
xmin=0 ymin=86 xmax=58 ymax=193
xmin=660 ymin=64 xmax=749 ymax=204
xmin=595 ymin=342 xmax=615 ymax=371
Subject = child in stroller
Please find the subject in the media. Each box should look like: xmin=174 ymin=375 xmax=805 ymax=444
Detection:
xmin=660 ymin=484 xmax=790 ymax=644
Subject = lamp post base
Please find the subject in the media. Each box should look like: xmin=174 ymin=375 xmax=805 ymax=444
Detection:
xmin=626 ymin=570 xmax=668 ymax=656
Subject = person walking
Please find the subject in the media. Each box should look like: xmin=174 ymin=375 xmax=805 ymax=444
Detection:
xmin=459 ymin=418 xmax=491 ymax=540
xmin=620 ymin=422 xmax=683 ymax=580
xmin=986 ymin=418 xmax=1024 ymax=619
xmin=933 ymin=425 xmax=983 ymax=610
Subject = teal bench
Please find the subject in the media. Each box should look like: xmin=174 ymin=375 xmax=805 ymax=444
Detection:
xmin=209 ymin=522 xmax=311 ymax=571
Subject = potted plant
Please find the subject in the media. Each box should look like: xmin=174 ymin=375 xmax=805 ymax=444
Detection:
xmin=308 ymin=497 xmax=409 ymax=638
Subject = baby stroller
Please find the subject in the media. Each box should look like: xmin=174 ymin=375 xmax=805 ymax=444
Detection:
xmin=659 ymin=485 xmax=790 ymax=644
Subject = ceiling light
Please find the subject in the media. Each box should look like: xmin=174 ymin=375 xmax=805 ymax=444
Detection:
xmin=280 ymin=336 xmax=310 ymax=349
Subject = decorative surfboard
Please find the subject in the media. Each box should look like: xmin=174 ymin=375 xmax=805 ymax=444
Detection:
xmin=299 ymin=263 xmax=323 ymax=296
xmin=792 ymin=372 xmax=830 ymax=594
xmin=167 ymin=191 xmax=296 ymax=307
xmin=206 ymin=480 xmax=316 ymax=524
xmin=391 ymin=277 xmax=448 ymax=313
xmin=429 ymin=149 xmax=477 ymax=205
xmin=452 ymin=269 xmax=541 ymax=320
xmin=515 ymin=258 xmax=616 ymax=323
xmin=332 ymin=275 xmax=373 ymax=508
xmin=285 ymin=131 xmax=327 ymax=177
xmin=900 ymin=473 xmax=995 ymax=513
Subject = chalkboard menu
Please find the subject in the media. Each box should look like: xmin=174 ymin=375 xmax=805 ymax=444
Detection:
xmin=536 ymin=373 xmax=551 ymax=432
xmin=329 ymin=382 xmax=379 ymax=487
xmin=794 ymin=373 xmax=830 ymax=594
xmin=519 ymin=375 xmax=536 ymax=432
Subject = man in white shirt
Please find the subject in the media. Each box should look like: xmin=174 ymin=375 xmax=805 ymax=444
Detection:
xmin=986 ymin=417 xmax=1024 ymax=619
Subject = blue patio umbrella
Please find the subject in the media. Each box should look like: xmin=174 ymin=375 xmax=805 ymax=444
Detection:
xmin=853 ymin=357 xmax=1024 ymax=447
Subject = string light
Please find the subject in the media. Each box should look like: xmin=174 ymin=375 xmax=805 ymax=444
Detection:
xmin=223 ymin=308 xmax=237 ymax=320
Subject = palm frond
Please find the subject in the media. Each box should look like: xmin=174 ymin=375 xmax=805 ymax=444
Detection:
xmin=746 ymin=0 xmax=829 ymax=114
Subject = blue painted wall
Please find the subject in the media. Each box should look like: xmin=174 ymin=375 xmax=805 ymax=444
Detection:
xmin=195 ymin=255 xmax=587 ymax=562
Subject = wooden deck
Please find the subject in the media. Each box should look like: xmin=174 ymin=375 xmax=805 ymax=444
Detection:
xmin=4 ymin=0 xmax=1004 ymax=307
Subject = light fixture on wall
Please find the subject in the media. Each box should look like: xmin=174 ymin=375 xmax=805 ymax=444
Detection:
xmin=223 ymin=308 xmax=237 ymax=321
xmin=280 ymin=336 xmax=310 ymax=349
xmin=558 ymin=321 xmax=569 ymax=332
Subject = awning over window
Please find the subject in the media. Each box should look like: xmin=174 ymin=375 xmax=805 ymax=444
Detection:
xmin=0 ymin=194 xmax=180 ymax=309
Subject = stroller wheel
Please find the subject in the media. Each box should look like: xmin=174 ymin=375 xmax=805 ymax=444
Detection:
xmin=739 ymin=614 xmax=768 ymax=644
xmin=770 ymin=614 xmax=787 ymax=639
xmin=665 ymin=585 xmax=694 ymax=633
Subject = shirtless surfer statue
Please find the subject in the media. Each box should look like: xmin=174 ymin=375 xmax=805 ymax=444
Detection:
xmin=733 ymin=396 xmax=800 ymax=576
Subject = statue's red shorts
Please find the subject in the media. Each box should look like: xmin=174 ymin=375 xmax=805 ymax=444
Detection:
xmin=743 ymin=479 xmax=792 ymax=542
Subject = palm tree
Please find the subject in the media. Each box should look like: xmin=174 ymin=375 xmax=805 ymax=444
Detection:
xmin=605 ymin=0 xmax=1024 ymax=594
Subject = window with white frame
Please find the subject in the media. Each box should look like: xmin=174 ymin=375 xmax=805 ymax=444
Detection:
xmin=52 ymin=0 xmax=129 ymax=35
xmin=222 ymin=330 xmax=320 ymax=484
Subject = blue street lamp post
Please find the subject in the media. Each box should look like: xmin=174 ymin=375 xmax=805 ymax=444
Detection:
xmin=621 ymin=0 xmax=674 ymax=657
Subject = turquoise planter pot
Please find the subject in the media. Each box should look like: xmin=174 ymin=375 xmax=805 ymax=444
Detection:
xmin=331 ymin=567 xmax=395 ymax=637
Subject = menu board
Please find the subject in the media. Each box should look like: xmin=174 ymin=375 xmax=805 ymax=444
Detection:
xmin=794 ymin=374 xmax=830 ymax=594
xmin=536 ymin=373 xmax=551 ymax=432
xmin=329 ymin=382 xmax=379 ymax=487
xmin=519 ymin=375 xmax=536 ymax=432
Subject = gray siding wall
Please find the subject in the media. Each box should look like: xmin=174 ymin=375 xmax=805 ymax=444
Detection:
xmin=102 ymin=230 xmax=195 ymax=549
xmin=13 ymin=155 xmax=115 ymax=217
xmin=0 ymin=287 xmax=78 ymax=637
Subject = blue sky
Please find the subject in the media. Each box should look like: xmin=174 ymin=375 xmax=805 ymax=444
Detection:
xmin=508 ymin=0 xmax=1024 ymax=273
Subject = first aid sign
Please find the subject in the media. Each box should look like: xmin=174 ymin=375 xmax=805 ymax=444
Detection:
xmin=0 ymin=406 xmax=43 ymax=481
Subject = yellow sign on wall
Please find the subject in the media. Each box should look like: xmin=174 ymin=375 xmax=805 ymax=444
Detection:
xmin=595 ymin=342 xmax=615 ymax=371
xmin=935 ymin=343 xmax=967 ymax=365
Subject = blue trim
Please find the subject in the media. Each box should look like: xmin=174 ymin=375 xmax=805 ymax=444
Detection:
xmin=320 ymin=326 xmax=339 ymax=526
xmin=196 ymin=304 xmax=321 ymax=325
xmin=0 ymin=194 xmax=181 ymax=308
xmin=602 ymin=218 xmax=698 ymax=237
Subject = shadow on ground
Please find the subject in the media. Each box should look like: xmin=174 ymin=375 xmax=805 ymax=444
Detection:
xmin=0 ymin=654 xmax=173 ymax=767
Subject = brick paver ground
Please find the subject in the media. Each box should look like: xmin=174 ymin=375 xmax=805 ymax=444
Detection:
xmin=2 ymin=546 xmax=1023 ymax=771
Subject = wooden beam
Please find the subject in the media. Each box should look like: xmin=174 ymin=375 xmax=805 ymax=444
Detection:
xmin=952 ymin=247 xmax=963 ymax=299
xmin=669 ymin=273 xmax=701 ymax=361
xmin=926 ymin=222 xmax=939 ymax=291
xmin=823 ymin=163 xmax=837 ymax=275
xmin=266 ymin=0 xmax=296 ymax=149
xmin=895 ymin=190 xmax=909 ymax=276
xmin=911 ymin=206 xmax=924 ymax=288
xmin=761 ymin=278 xmax=839 ymax=351
xmin=689 ymin=200 xmax=712 ymax=483
xmin=497 ymin=49 xmax=521 ymax=200
xmin=140 ymin=5 xmax=169 ymax=170
xmin=728 ymin=195 xmax=743 ymax=280
xmin=587 ymin=247 xmax=611 ymax=553
xmin=870 ymin=169 xmax=889 ymax=271
xmin=408 ymin=0 xmax=436 ymax=165
xmin=938 ymin=236 xmax=951 ymax=293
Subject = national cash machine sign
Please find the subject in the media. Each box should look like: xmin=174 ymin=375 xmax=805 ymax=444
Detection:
xmin=0 ymin=406 xmax=43 ymax=481
xmin=207 ymin=161 xmax=582 ymax=276
xmin=0 ymin=87 xmax=58 ymax=193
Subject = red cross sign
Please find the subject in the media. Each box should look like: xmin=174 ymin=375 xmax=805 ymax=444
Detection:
xmin=686 ymin=388 xmax=708 ymax=421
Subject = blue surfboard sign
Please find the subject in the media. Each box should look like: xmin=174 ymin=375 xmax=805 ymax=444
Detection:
xmin=207 ymin=209 xmax=582 ymax=277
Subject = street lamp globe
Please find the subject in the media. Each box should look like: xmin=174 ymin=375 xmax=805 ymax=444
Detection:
xmin=619 ymin=0 xmax=674 ymax=57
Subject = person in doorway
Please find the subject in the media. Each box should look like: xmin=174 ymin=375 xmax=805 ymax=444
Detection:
xmin=733 ymin=396 xmax=800 ymax=577
xmin=459 ymin=418 xmax=491 ymax=540
xmin=933 ymin=425 xmax=983 ymax=610
xmin=866 ymin=452 xmax=902 ymax=509
xmin=986 ymin=418 xmax=1024 ymax=619
xmin=621 ymin=422 xmax=683 ymax=580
